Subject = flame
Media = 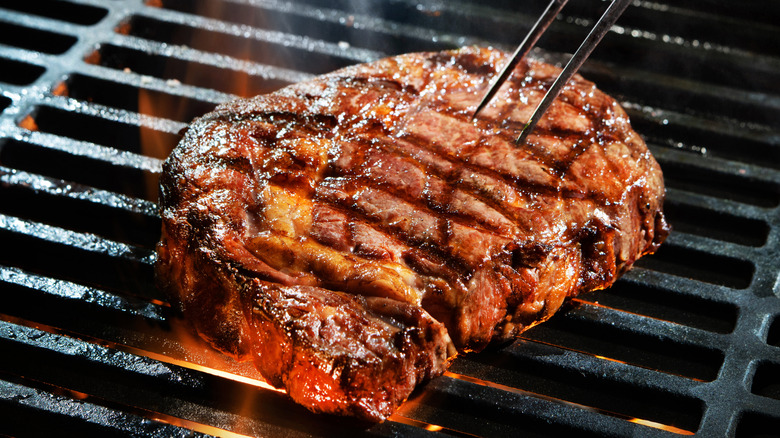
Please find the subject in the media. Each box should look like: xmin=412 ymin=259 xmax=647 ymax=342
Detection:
xmin=134 ymin=344 xmax=283 ymax=394
xmin=142 ymin=314 xmax=283 ymax=390
xmin=149 ymin=415 xmax=254 ymax=438
xmin=628 ymin=417 xmax=695 ymax=435
xmin=19 ymin=115 xmax=38 ymax=131
xmin=388 ymin=414 xmax=477 ymax=437
xmin=52 ymin=81 xmax=69 ymax=97
xmin=135 ymin=320 xmax=291 ymax=435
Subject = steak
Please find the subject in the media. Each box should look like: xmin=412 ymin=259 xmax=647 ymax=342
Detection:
xmin=156 ymin=46 xmax=669 ymax=421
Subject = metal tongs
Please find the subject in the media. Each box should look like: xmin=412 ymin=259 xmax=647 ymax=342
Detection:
xmin=473 ymin=0 xmax=632 ymax=144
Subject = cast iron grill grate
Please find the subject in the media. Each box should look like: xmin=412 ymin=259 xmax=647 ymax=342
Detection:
xmin=0 ymin=1 xmax=778 ymax=436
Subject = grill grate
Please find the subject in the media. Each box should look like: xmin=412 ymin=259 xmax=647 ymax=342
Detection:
xmin=1 ymin=0 xmax=779 ymax=436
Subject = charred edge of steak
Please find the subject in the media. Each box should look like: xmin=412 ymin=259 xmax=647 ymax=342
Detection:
xmin=246 ymin=281 xmax=454 ymax=421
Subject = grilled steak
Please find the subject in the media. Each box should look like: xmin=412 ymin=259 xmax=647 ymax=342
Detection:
xmin=156 ymin=46 xmax=669 ymax=421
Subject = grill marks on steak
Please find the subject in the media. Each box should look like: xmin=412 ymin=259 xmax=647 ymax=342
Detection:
xmin=156 ymin=47 xmax=669 ymax=421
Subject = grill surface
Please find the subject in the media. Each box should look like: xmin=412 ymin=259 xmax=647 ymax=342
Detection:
xmin=1 ymin=0 xmax=779 ymax=436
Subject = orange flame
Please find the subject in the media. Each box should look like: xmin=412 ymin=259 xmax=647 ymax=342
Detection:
xmin=628 ymin=417 xmax=695 ymax=435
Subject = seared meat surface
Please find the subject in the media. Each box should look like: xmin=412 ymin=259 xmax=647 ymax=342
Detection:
xmin=156 ymin=46 xmax=669 ymax=421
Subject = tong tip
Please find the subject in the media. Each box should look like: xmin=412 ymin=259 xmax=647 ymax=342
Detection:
xmin=515 ymin=123 xmax=532 ymax=145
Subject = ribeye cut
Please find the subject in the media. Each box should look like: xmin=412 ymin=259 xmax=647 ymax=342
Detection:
xmin=156 ymin=46 xmax=669 ymax=421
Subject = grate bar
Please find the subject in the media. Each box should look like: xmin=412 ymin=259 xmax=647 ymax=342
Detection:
xmin=404 ymin=373 xmax=685 ymax=437
xmin=0 ymin=7 xmax=88 ymax=40
xmin=0 ymin=213 xmax=154 ymax=264
xmin=0 ymin=379 xmax=212 ymax=438
xmin=6 ymin=128 xmax=163 ymax=173
xmin=130 ymin=4 xmax=380 ymax=65
xmin=94 ymin=37 xmax=310 ymax=95
xmin=0 ymin=166 xmax=158 ymax=217
xmin=663 ymin=188 xmax=771 ymax=224
xmin=0 ymin=264 xmax=164 ymax=320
